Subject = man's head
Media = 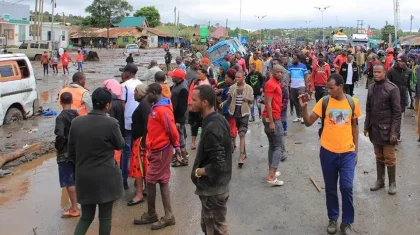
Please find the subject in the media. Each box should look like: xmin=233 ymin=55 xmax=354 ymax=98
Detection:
xmin=175 ymin=56 xmax=183 ymax=65
xmin=327 ymin=74 xmax=345 ymax=99
xmin=60 ymin=92 xmax=73 ymax=108
xmin=292 ymin=55 xmax=299 ymax=64
xmin=190 ymin=85 xmax=216 ymax=113
xmin=235 ymin=52 xmax=241 ymax=59
xmin=235 ymin=71 xmax=245 ymax=84
xmin=64 ymin=49 xmax=67 ymax=53
xmin=134 ymin=84 xmax=147 ymax=102
xmin=201 ymin=57 xmax=210 ymax=66
xmin=318 ymin=53 xmax=325 ymax=64
xmin=92 ymin=87 xmax=112 ymax=112
xmin=253 ymin=53 xmax=258 ymax=60
xmin=341 ymin=50 xmax=347 ymax=57
xmin=129 ymin=53 xmax=132 ymax=57
xmin=225 ymin=68 xmax=236 ymax=85
xmin=119 ymin=63 xmax=138 ymax=81
xmin=373 ymin=64 xmax=386 ymax=82
xmin=397 ymin=56 xmax=407 ymax=69
xmin=168 ymin=68 xmax=186 ymax=83
xmin=273 ymin=58 xmax=281 ymax=66
xmin=154 ymin=71 xmax=166 ymax=83
xmin=198 ymin=68 xmax=208 ymax=80
xmin=250 ymin=63 xmax=256 ymax=72
xmin=191 ymin=58 xmax=200 ymax=70
xmin=149 ymin=59 xmax=158 ymax=69
xmin=72 ymin=72 xmax=86 ymax=87
xmin=262 ymin=53 xmax=268 ymax=61
xmin=347 ymin=55 xmax=354 ymax=63
xmin=272 ymin=65 xmax=283 ymax=81
xmin=78 ymin=50 xmax=81 ymax=54
xmin=146 ymin=83 xmax=162 ymax=105
xmin=281 ymin=56 xmax=288 ymax=65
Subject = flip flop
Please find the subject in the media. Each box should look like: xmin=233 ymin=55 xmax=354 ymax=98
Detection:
xmin=62 ymin=208 xmax=80 ymax=218
xmin=171 ymin=160 xmax=188 ymax=167
xmin=127 ymin=198 xmax=145 ymax=206
xmin=267 ymin=178 xmax=284 ymax=186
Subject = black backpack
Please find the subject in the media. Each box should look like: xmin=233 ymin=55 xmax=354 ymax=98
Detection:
xmin=318 ymin=95 xmax=355 ymax=137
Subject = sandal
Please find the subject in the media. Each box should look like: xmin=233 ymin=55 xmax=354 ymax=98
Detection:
xmin=62 ymin=208 xmax=80 ymax=218
xmin=238 ymin=151 xmax=247 ymax=168
xmin=134 ymin=212 xmax=159 ymax=225
xmin=171 ymin=159 xmax=188 ymax=167
xmin=267 ymin=178 xmax=284 ymax=186
xmin=151 ymin=216 xmax=176 ymax=230
xmin=127 ymin=198 xmax=145 ymax=206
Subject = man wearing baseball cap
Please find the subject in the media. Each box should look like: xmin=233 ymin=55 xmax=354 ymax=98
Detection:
xmin=120 ymin=63 xmax=142 ymax=189
xmin=169 ymin=68 xmax=189 ymax=167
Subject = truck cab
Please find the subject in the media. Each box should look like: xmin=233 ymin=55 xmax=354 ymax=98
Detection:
xmin=350 ymin=34 xmax=369 ymax=49
xmin=0 ymin=53 xmax=39 ymax=126
xmin=208 ymin=38 xmax=246 ymax=66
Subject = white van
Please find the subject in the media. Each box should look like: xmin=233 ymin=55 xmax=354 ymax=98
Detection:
xmin=0 ymin=53 xmax=39 ymax=126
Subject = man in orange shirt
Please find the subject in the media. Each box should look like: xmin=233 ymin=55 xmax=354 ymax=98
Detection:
xmin=60 ymin=50 xmax=73 ymax=75
xmin=76 ymin=50 xmax=84 ymax=72
xmin=334 ymin=50 xmax=348 ymax=73
xmin=41 ymin=51 xmax=50 ymax=76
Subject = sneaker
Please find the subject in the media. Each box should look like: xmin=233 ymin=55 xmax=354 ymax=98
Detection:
xmin=340 ymin=223 xmax=355 ymax=235
xmin=327 ymin=220 xmax=337 ymax=234
xmin=300 ymin=118 xmax=304 ymax=124
xmin=249 ymin=116 xmax=255 ymax=122
xmin=293 ymin=118 xmax=300 ymax=123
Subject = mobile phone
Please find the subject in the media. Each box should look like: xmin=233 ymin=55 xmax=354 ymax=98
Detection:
xmin=302 ymin=93 xmax=311 ymax=103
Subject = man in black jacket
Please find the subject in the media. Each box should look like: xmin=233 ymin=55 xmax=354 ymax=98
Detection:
xmin=388 ymin=56 xmax=412 ymax=114
xmin=364 ymin=64 xmax=401 ymax=195
xmin=169 ymin=68 xmax=189 ymax=167
xmin=190 ymin=85 xmax=232 ymax=235
xmin=339 ymin=55 xmax=359 ymax=96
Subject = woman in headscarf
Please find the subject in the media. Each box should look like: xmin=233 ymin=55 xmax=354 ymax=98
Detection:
xmin=127 ymin=84 xmax=151 ymax=206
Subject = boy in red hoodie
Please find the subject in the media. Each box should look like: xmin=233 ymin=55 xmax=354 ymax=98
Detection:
xmin=134 ymin=83 xmax=182 ymax=230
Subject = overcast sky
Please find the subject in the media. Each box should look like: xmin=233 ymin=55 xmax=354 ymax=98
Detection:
xmin=18 ymin=0 xmax=420 ymax=31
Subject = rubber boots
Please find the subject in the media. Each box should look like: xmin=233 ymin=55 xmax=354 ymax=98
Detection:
xmin=370 ymin=162 xmax=385 ymax=191
xmin=387 ymin=166 xmax=397 ymax=195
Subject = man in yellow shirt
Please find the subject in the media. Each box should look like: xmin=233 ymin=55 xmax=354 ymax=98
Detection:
xmin=299 ymin=73 xmax=361 ymax=235
xmin=249 ymin=53 xmax=262 ymax=73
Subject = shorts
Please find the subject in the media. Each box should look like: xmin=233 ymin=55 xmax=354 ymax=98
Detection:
xmin=58 ymin=161 xmax=75 ymax=188
xmin=235 ymin=115 xmax=249 ymax=134
xmin=146 ymin=145 xmax=173 ymax=185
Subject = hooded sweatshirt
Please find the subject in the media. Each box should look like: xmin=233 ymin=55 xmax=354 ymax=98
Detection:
xmin=311 ymin=61 xmax=331 ymax=88
xmin=55 ymin=109 xmax=79 ymax=163
xmin=146 ymin=98 xmax=180 ymax=151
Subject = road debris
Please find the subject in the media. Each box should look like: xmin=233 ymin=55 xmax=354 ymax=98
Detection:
xmin=0 ymin=143 xmax=42 ymax=169
xmin=309 ymin=176 xmax=322 ymax=192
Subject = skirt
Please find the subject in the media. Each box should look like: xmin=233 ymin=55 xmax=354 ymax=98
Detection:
xmin=128 ymin=137 xmax=149 ymax=178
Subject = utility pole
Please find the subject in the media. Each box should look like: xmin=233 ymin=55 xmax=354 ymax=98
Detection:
xmin=410 ymin=15 xmax=414 ymax=34
xmin=255 ymin=15 xmax=267 ymax=42
xmin=51 ymin=0 xmax=55 ymax=42
xmin=314 ymin=6 xmax=331 ymax=43
xmin=38 ymin=0 xmax=44 ymax=40
xmin=357 ymin=20 xmax=364 ymax=33
xmin=34 ymin=0 xmax=38 ymax=40
xmin=305 ymin=21 xmax=311 ymax=44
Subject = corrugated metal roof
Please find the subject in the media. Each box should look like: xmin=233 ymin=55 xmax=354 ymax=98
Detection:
xmin=70 ymin=27 xmax=143 ymax=39
xmin=144 ymin=27 xmax=171 ymax=37
xmin=116 ymin=17 xmax=146 ymax=28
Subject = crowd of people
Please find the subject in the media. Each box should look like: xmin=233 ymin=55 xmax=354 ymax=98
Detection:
xmin=54 ymin=42 xmax=420 ymax=235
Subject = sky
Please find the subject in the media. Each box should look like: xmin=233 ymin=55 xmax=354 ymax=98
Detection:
xmin=15 ymin=0 xmax=420 ymax=31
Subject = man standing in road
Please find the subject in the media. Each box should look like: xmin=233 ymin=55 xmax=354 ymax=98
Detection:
xmin=262 ymin=65 xmax=286 ymax=186
xmin=356 ymin=47 xmax=365 ymax=79
xmin=235 ymin=52 xmax=247 ymax=73
xmin=334 ymin=50 xmax=347 ymax=73
xmin=339 ymin=55 xmax=359 ymax=97
xmin=175 ymin=56 xmax=186 ymax=72
xmin=300 ymin=74 xmax=362 ymax=235
xmin=41 ymin=51 xmax=49 ymax=76
xmin=311 ymin=53 xmax=331 ymax=102
xmin=246 ymin=63 xmax=264 ymax=122
xmin=165 ymin=51 xmax=172 ymax=73
xmin=58 ymin=72 xmax=92 ymax=116
xmin=365 ymin=64 xmax=401 ymax=195
xmin=169 ymin=68 xmax=190 ymax=167
xmin=288 ymin=55 xmax=309 ymax=124
xmin=120 ymin=63 xmax=142 ymax=190
xmin=249 ymin=53 xmax=262 ymax=73
xmin=186 ymin=58 xmax=200 ymax=85
xmin=60 ymin=49 xmax=73 ymax=75
xmin=141 ymin=60 xmax=162 ymax=83
xmin=190 ymin=85 xmax=232 ymax=235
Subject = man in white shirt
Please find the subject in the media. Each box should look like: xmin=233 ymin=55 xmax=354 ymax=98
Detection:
xmin=141 ymin=60 xmax=162 ymax=84
xmin=339 ymin=55 xmax=358 ymax=96
xmin=120 ymin=63 xmax=142 ymax=189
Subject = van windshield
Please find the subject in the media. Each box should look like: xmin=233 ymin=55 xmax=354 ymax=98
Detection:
xmin=209 ymin=44 xmax=230 ymax=61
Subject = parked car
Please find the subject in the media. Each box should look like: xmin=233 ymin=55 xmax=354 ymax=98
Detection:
xmin=5 ymin=40 xmax=58 ymax=60
xmin=0 ymin=53 xmax=39 ymax=126
xmin=123 ymin=44 xmax=140 ymax=56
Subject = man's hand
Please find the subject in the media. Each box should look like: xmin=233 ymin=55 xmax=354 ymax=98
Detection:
xmin=196 ymin=168 xmax=206 ymax=177
xmin=269 ymin=122 xmax=275 ymax=133
xmin=219 ymin=102 xmax=225 ymax=109
xmin=364 ymin=130 xmax=369 ymax=137
xmin=390 ymin=135 xmax=398 ymax=145
xmin=175 ymin=149 xmax=183 ymax=162
xmin=298 ymin=93 xmax=310 ymax=108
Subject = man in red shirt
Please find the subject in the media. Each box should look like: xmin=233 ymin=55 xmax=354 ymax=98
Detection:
xmin=334 ymin=50 xmax=347 ymax=73
xmin=60 ymin=50 xmax=73 ymax=75
xmin=311 ymin=53 xmax=331 ymax=102
xmin=262 ymin=65 xmax=286 ymax=186
xmin=235 ymin=52 xmax=247 ymax=73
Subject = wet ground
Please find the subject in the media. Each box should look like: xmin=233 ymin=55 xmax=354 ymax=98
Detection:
xmin=1 ymin=50 xmax=420 ymax=235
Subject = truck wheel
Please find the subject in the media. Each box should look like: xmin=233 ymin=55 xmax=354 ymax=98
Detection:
xmin=34 ymin=54 xmax=41 ymax=61
xmin=4 ymin=108 xmax=23 ymax=124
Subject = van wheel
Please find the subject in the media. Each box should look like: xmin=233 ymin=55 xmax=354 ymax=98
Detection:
xmin=34 ymin=54 xmax=41 ymax=61
xmin=4 ymin=108 xmax=23 ymax=124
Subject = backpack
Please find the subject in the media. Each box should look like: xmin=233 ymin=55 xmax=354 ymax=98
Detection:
xmin=318 ymin=94 xmax=355 ymax=137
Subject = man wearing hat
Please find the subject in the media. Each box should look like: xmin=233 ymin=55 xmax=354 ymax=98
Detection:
xmin=120 ymin=63 xmax=142 ymax=189
xmin=69 ymin=87 xmax=125 ymax=234
xmin=388 ymin=56 xmax=413 ymax=114
xmin=169 ymin=68 xmax=189 ymax=167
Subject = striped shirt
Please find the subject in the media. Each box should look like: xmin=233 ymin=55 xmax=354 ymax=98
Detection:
xmin=288 ymin=63 xmax=308 ymax=88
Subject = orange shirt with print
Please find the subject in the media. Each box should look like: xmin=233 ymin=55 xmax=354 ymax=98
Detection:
xmin=313 ymin=96 xmax=362 ymax=153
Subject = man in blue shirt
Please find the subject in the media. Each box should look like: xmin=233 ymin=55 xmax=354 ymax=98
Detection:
xmin=288 ymin=55 xmax=309 ymax=123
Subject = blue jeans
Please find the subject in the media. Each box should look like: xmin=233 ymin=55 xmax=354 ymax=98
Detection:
xmin=281 ymin=120 xmax=288 ymax=133
xmin=121 ymin=129 xmax=132 ymax=184
xmin=251 ymin=95 xmax=262 ymax=118
xmin=319 ymin=147 xmax=356 ymax=224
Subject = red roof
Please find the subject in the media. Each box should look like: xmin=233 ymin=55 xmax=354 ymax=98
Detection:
xmin=210 ymin=26 xmax=228 ymax=39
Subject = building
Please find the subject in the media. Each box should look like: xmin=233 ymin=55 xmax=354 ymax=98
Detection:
xmin=114 ymin=17 xmax=148 ymax=28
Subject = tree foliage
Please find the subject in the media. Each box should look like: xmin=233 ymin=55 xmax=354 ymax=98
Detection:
xmin=85 ymin=0 xmax=133 ymax=28
xmin=134 ymin=6 xmax=160 ymax=28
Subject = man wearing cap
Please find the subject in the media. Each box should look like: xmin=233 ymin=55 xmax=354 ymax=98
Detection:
xmin=69 ymin=87 xmax=125 ymax=235
xmin=169 ymin=68 xmax=189 ymax=167
xmin=388 ymin=56 xmax=412 ymax=114
xmin=141 ymin=60 xmax=162 ymax=83
xmin=120 ymin=63 xmax=142 ymax=190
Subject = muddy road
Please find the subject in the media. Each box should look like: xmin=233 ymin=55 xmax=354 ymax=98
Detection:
xmin=1 ymin=62 xmax=420 ymax=235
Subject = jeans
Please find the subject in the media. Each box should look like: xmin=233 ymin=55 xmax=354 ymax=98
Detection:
xmin=344 ymin=84 xmax=354 ymax=96
xmin=43 ymin=63 xmax=49 ymax=75
xmin=74 ymin=201 xmax=114 ymax=235
xmin=290 ymin=87 xmax=306 ymax=118
xmin=314 ymin=86 xmax=328 ymax=102
xmin=282 ymin=120 xmax=288 ymax=133
xmin=121 ymin=129 xmax=132 ymax=184
xmin=319 ymin=147 xmax=356 ymax=224
xmin=251 ymin=95 xmax=262 ymax=118
xmin=263 ymin=119 xmax=286 ymax=168
xmin=199 ymin=192 xmax=229 ymax=235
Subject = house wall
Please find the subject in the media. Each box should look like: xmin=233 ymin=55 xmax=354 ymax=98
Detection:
xmin=1 ymin=23 xmax=30 ymax=46
xmin=39 ymin=25 xmax=69 ymax=48
xmin=117 ymin=36 xmax=136 ymax=48
xmin=158 ymin=37 xmax=175 ymax=46
xmin=148 ymin=36 xmax=158 ymax=48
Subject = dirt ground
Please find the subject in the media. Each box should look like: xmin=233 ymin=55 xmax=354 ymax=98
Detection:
xmin=1 ymin=49 xmax=420 ymax=235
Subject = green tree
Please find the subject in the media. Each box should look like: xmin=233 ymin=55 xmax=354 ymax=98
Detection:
xmin=85 ymin=0 xmax=133 ymax=38
xmin=381 ymin=25 xmax=396 ymax=41
xmin=134 ymin=6 xmax=160 ymax=28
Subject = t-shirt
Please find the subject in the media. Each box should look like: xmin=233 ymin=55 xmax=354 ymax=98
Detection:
xmin=288 ymin=63 xmax=308 ymax=88
xmin=249 ymin=58 xmax=263 ymax=73
xmin=121 ymin=78 xmax=142 ymax=130
xmin=246 ymin=71 xmax=263 ymax=95
xmin=313 ymin=96 xmax=362 ymax=153
xmin=346 ymin=63 xmax=353 ymax=85
xmin=262 ymin=78 xmax=282 ymax=120
xmin=334 ymin=55 xmax=347 ymax=71
xmin=234 ymin=89 xmax=243 ymax=117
